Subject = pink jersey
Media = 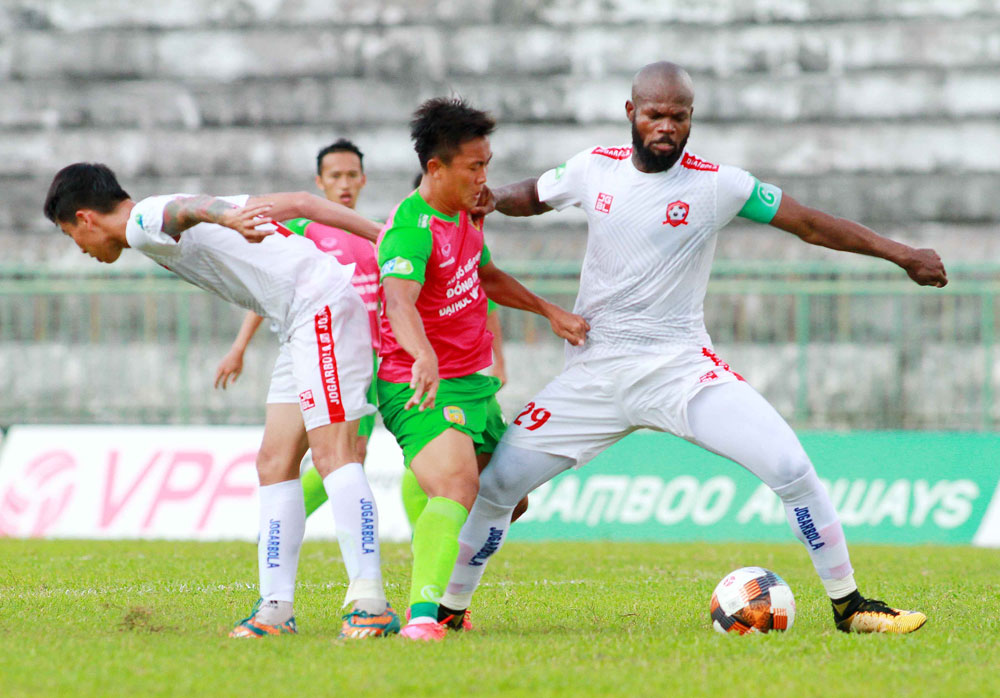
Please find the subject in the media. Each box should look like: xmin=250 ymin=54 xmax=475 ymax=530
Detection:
xmin=284 ymin=218 xmax=380 ymax=350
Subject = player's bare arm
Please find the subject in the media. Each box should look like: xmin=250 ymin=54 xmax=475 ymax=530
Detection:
xmin=769 ymin=194 xmax=948 ymax=288
xmin=478 ymin=260 xmax=589 ymax=346
xmin=246 ymin=191 xmax=382 ymax=242
xmin=382 ymin=276 xmax=440 ymax=411
xmin=162 ymin=195 xmax=274 ymax=242
xmin=471 ymin=179 xmax=553 ymax=219
xmin=215 ymin=311 xmax=265 ymax=390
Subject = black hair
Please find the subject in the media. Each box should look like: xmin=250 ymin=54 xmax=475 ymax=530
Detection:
xmin=412 ymin=172 xmax=423 ymax=189
xmin=316 ymin=138 xmax=364 ymax=175
xmin=43 ymin=162 xmax=130 ymax=224
xmin=409 ymin=97 xmax=495 ymax=171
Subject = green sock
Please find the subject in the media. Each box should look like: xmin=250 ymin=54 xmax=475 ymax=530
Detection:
xmin=301 ymin=466 xmax=329 ymax=518
xmin=400 ymin=467 xmax=429 ymax=531
xmin=408 ymin=496 xmax=469 ymax=620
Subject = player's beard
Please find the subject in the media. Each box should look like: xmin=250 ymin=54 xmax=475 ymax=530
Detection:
xmin=631 ymin=119 xmax=689 ymax=172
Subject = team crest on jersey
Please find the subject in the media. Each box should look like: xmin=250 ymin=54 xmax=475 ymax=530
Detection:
xmin=663 ymin=200 xmax=690 ymax=227
xmin=443 ymin=406 xmax=466 ymax=425
xmin=595 ymin=192 xmax=614 ymax=214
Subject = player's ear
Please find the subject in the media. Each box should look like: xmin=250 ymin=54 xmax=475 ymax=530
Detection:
xmin=359 ymin=172 xmax=368 ymax=188
xmin=625 ymin=99 xmax=635 ymax=121
xmin=314 ymin=174 xmax=324 ymax=191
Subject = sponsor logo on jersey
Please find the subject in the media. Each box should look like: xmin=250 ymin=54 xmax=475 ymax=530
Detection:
xmin=417 ymin=213 xmax=431 ymax=228
xmin=381 ymin=256 xmax=414 ymax=276
xmin=443 ymin=406 xmax=466 ymax=425
xmin=554 ymin=163 xmax=567 ymax=180
xmin=592 ymin=146 xmax=633 ymax=160
xmin=663 ymin=200 xmax=690 ymax=227
xmin=595 ymin=192 xmax=614 ymax=214
xmin=299 ymin=390 xmax=315 ymax=410
xmin=681 ymin=152 xmax=719 ymax=171
xmin=699 ymin=370 xmax=718 ymax=383
xmin=134 ymin=213 xmax=144 ymax=228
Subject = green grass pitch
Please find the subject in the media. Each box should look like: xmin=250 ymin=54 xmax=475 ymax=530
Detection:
xmin=2 ymin=539 xmax=998 ymax=697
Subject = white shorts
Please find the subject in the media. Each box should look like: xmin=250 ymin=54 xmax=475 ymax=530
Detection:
xmin=266 ymin=291 xmax=375 ymax=432
xmin=502 ymin=345 xmax=745 ymax=467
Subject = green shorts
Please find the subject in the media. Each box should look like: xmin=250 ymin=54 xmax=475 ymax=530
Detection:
xmin=377 ymin=373 xmax=506 ymax=467
xmin=358 ymin=351 xmax=378 ymax=439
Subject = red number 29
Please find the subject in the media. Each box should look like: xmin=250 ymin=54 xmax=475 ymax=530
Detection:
xmin=513 ymin=401 xmax=552 ymax=431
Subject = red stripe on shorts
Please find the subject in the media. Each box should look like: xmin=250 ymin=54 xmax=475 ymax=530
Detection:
xmin=314 ymin=306 xmax=346 ymax=422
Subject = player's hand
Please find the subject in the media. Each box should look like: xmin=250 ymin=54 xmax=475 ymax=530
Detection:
xmin=904 ymin=248 xmax=948 ymax=288
xmin=214 ymin=349 xmax=244 ymax=389
xmin=547 ymin=306 xmax=590 ymax=347
xmin=492 ymin=359 xmax=508 ymax=386
xmin=470 ymin=186 xmax=496 ymax=221
xmin=406 ymin=352 xmax=440 ymax=411
xmin=219 ymin=203 xmax=275 ymax=243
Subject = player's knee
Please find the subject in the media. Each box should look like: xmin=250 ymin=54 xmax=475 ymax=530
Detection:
xmin=479 ymin=464 xmax=524 ymax=509
xmin=255 ymin=447 xmax=297 ymax=482
xmin=771 ymin=450 xmax=818 ymax=500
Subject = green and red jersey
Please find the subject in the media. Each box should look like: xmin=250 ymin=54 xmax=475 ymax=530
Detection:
xmin=376 ymin=191 xmax=493 ymax=382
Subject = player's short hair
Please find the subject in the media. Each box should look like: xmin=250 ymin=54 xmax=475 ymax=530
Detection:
xmin=43 ymin=163 xmax=130 ymax=224
xmin=410 ymin=97 xmax=495 ymax=171
xmin=316 ymin=138 xmax=365 ymax=174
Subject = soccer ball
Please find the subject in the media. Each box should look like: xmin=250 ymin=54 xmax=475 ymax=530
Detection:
xmin=710 ymin=566 xmax=795 ymax=635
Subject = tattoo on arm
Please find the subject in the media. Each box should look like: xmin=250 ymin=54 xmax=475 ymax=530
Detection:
xmin=162 ymin=195 xmax=238 ymax=238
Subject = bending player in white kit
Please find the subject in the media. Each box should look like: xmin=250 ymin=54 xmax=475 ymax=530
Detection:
xmin=43 ymin=163 xmax=401 ymax=639
xmin=439 ymin=62 xmax=948 ymax=634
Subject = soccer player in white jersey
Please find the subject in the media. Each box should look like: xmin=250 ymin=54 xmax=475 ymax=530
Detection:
xmin=438 ymin=62 xmax=948 ymax=634
xmin=43 ymin=163 xmax=401 ymax=639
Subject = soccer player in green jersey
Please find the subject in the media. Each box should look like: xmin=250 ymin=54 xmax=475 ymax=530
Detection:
xmin=378 ymin=98 xmax=589 ymax=640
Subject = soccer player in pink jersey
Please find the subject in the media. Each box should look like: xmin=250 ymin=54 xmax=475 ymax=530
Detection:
xmin=43 ymin=163 xmax=400 ymax=639
xmin=442 ymin=62 xmax=948 ymax=635
xmin=378 ymin=98 xmax=589 ymax=640
xmin=215 ymin=139 xmax=382 ymax=528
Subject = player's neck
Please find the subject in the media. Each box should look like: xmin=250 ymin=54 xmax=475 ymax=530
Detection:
xmin=110 ymin=199 xmax=136 ymax=247
xmin=418 ymin=184 xmax=461 ymax=219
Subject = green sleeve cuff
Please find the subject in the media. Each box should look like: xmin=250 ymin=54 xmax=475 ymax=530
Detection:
xmin=480 ymin=242 xmax=492 ymax=267
xmin=738 ymin=178 xmax=783 ymax=224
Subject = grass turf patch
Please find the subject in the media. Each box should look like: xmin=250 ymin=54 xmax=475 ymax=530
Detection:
xmin=1 ymin=539 xmax=997 ymax=697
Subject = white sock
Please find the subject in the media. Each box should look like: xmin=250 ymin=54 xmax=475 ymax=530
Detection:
xmin=255 ymin=599 xmax=294 ymax=625
xmin=258 ymin=479 xmax=306 ymax=603
xmin=823 ymin=575 xmax=859 ymax=600
xmin=323 ymin=463 xmax=386 ymax=608
xmin=440 ymin=495 xmax=514 ymax=611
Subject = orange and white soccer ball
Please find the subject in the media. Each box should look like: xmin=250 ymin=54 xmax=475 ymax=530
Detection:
xmin=710 ymin=567 xmax=795 ymax=634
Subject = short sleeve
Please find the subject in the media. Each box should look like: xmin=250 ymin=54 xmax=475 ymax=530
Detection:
xmin=714 ymin=166 xmax=757 ymax=226
xmin=480 ymin=242 xmax=492 ymax=267
xmin=125 ymin=196 xmax=178 ymax=252
xmin=536 ymin=148 xmax=590 ymax=211
xmin=378 ymin=226 xmax=432 ymax=284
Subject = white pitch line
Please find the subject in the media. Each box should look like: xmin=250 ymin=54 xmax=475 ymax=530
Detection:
xmin=1 ymin=577 xmax=602 ymax=600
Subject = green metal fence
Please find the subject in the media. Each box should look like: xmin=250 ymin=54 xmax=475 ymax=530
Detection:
xmin=1 ymin=262 xmax=998 ymax=429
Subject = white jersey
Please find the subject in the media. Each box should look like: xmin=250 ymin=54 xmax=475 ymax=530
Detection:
xmin=126 ymin=194 xmax=355 ymax=340
xmin=537 ymin=146 xmax=766 ymax=365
